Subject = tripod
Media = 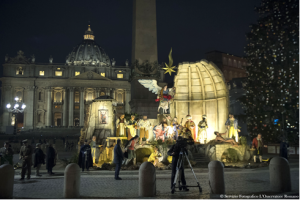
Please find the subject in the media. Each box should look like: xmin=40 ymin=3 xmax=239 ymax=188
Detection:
xmin=171 ymin=148 xmax=202 ymax=194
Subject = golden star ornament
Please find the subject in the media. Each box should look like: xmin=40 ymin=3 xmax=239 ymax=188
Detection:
xmin=163 ymin=48 xmax=176 ymax=76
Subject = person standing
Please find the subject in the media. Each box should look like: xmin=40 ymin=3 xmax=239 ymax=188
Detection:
xmin=225 ymin=114 xmax=240 ymax=142
xmin=19 ymin=139 xmax=33 ymax=180
xmin=34 ymin=143 xmax=45 ymax=176
xmin=127 ymin=115 xmax=138 ymax=141
xmin=113 ymin=139 xmax=124 ymax=180
xmin=65 ymin=141 xmax=69 ymax=152
xmin=280 ymin=137 xmax=289 ymax=160
xmin=184 ymin=115 xmax=196 ymax=141
xmin=252 ymin=133 xmax=267 ymax=163
xmin=78 ymin=140 xmax=93 ymax=172
xmin=197 ymin=115 xmax=208 ymax=143
xmin=62 ymin=137 xmax=65 ymax=145
xmin=0 ymin=142 xmax=14 ymax=165
xmin=90 ymin=136 xmax=97 ymax=165
xmin=70 ymin=142 xmax=74 ymax=151
xmin=124 ymin=136 xmax=139 ymax=165
xmin=46 ymin=143 xmax=56 ymax=175
xmin=137 ymin=116 xmax=152 ymax=144
xmin=166 ymin=115 xmax=173 ymax=126
xmin=116 ymin=114 xmax=127 ymax=137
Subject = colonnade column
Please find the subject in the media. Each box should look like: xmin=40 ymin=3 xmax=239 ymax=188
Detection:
xmin=68 ymin=87 xmax=74 ymax=127
xmin=62 ymin=87 xmax=68 ymax=126
xmin=96 ymin=88 xmax=100 ymax=98
xmin=45 ymin=87 xmax=52 ymax=126
xmin=106 ymin=88 xmax=110 ymax=96
xmin=79 ymin=87 xmax=85 ymax=127
xmin=111 ymin=88 xmax=116 ymax=99
xmin=2 ymin=86 xmax=12 ymax=132
xmin=24 ymin=86 xmax=35 ymax=129
xmin=125 ymin=89 xmax=131 ymax=113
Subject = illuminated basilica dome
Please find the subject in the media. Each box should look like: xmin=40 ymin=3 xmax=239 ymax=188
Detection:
xmin=66 ymin=25 xmax=111 ymax=66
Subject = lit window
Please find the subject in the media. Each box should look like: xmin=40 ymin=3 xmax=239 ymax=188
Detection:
xmin=55 ymin=105 xmax=61 ymax=109
xmin=75 ymin=71 xmax=80 ymax=76
xmin=117 ymin=74 xmax=123 ymax=79
xmin=55 ymin=92 xmax=62 ymax=102
xmin=16 ymin=67 xmax=23 ymax=75
xmin=101 ymin=73 xmax=105 ymax=77
xmin=39 ymin=71 xmax=44 ymax=76
xmin=55 ymin=71 xmax=62 ymax=76
xmin=57 ymin=68 xmax=61 ymax=70
xmin=119 ymin=71 xmax=122 ymax=72
xmin=87 ymin=92 xmax=93 ymax=100
xmin=75 ymin=92 xmax=79 ymax=103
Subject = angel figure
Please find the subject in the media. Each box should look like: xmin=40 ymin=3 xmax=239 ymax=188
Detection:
xmin=138 ymin=79 xmax=176 ymax=114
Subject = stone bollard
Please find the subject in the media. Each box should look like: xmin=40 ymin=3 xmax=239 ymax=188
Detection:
xmin=0 ymin=164 xmax=15 ymax=198
xmin=63 ymin=163 xmax=81 ymax=198
xmin=208 ymin=161 xmax=225 ymax=194
xmin=139 ymin=162 xmax=156 ymax=197
xmin=269 ymin=156 xmax=291 ymax=192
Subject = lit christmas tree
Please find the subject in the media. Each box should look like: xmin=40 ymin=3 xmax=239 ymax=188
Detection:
xmin=241 ymin=0 xmax=299 ymax=144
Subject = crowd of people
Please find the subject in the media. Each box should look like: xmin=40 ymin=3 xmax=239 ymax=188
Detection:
xmin=19 ymin=139 xmax=58 ymax=180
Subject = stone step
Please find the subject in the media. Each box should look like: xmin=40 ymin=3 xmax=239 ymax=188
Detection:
xmin=195 ymin=158 xmax=209 ymax=161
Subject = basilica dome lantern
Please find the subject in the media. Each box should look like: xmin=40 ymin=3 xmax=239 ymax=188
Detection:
xmin=66 ymin=25 xmax=111 ymax=66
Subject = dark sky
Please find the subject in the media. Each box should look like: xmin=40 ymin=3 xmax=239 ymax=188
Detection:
xmin=0 ymin=0 xmax=261 ymax=80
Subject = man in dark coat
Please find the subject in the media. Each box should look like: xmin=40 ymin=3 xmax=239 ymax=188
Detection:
xmin=113 ymin=139 xmax=124 ymax=180
xmin=78 ymin=140 xmax=93 ymax=172
xmin=19 ymin=139 xmax=33 ymax=180
xmin=34 ymin=143 xmax=45 ymax=176
xmin=46 ymin=143 xmax=56 ymax=175
xmin=280 ymin=138 xmax=289 ymax=160
xmin=167 ymin=136 xmax=189 ymax=192
xmin=0 ymin=141 xmax=13 ymax=165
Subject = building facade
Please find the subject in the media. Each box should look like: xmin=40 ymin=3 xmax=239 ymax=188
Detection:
xmin=0 ymin=26 xmax=133 ymax=131
xmin=205 ymin=50 xmax=249 ymax=82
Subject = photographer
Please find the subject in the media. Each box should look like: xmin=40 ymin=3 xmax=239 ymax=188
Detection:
xmin=167 ymin=136 xmax=189 ymax=192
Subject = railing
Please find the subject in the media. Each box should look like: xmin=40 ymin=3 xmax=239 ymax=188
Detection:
xmin=267 ymin=143 xmax=299 ymax=156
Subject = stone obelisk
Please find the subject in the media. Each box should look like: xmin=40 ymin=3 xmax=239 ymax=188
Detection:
xmin=130 ymin=0 xmax=163 ymax=119
xmin=132 ymin=0 xmax=158 ymax=63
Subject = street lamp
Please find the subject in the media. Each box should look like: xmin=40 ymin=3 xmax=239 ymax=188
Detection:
xmin=6 ymin=97 xmax=26 ymax=134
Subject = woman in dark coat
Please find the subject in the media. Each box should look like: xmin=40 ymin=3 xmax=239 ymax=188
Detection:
xmin=113 ymin=139 xmax=124 ymax=180
xmin=34 ymin=143 xmax=45 ymax=176
xmin=78 ymin=140 xmax=93 ymax=172
xmin=46 ymin=144 xmax=56 ymax=175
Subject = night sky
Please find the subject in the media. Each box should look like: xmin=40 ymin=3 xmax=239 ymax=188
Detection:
xmin=0 ymin=0 xmax=261 ymax=80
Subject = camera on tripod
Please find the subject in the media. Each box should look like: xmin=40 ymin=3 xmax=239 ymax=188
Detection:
xmin=171 ymin=137 xmax=202 ymax=194
xmin=175 ymin=137 xmax=194 ymax=149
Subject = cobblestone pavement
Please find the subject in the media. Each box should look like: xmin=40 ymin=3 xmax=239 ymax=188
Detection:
xmin=12 ymin=167 xmax=299 ymax=199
